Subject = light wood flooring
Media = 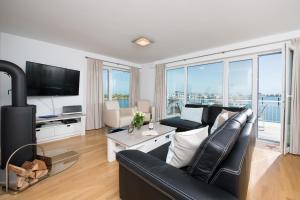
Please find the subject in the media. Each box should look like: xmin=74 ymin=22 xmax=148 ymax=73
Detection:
xmin=0 ymin=129 xmax=299 ymax=200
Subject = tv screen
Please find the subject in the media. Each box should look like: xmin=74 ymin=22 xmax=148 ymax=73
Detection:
xmin=26 ymin=61 xmax=80 ymax=96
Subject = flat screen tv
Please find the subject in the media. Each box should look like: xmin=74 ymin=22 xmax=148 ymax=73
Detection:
xmin=26 ymin=61 xmax=80 ymax=96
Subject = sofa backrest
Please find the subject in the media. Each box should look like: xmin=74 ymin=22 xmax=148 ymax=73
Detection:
xmin=209 ymin=109 xmax=256 ymax=200
xmin=187 ymin=110 xmax=248 ymax=183
xmin=185 ymin=104 xmax=245 ymax=132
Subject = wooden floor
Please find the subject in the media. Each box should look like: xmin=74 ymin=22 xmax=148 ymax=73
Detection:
xmin=0 ymin=129 xmax=299 ymax=200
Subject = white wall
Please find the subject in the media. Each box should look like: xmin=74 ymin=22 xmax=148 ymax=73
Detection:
xmin=0 ymin=32 xmax=137 ymax=116
xmin=140 ymin=63 xmax=156 ymax=104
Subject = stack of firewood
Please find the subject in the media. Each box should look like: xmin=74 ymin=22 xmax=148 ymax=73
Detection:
xmin=8 ymin=159 xmax=48 ymax=190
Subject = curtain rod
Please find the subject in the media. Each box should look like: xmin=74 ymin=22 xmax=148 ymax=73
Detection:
xmin=85 ymin=56 xmax=138 ymax=68
xmin=163 ymin=39 xmax=290 ymax=65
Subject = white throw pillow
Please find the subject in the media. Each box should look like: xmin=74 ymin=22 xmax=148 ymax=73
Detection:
xmin=210 ymin=109 xmax=237 ymax=133
xmin=180 ymin=107 xmax=203 ymax=123
xmin=166 ymin=126 xmax=209 ymax=168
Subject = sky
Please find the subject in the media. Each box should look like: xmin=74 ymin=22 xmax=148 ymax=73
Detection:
xmin=103 ymin=69 xmax=130 ymax=95
xmin=167 ymin=52 xmax=283 ymax=97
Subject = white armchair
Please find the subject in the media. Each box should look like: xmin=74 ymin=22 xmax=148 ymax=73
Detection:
xmin=136 ymin=100 xmax=155 ymax=122
xmin=103 ymin=101 xmax=134 ymax=128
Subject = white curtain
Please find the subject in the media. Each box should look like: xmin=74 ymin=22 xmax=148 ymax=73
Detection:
xmin=154 ymin=64 xmax=166 ymax=121
xmin=86 ymin=58 xmax=103 ymax=130
xmin=290 ymin=39 xmax=300 ymax=154
xmin=130 ymin=67 xmax=140 ymax=107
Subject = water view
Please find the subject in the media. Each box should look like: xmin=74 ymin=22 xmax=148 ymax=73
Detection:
xmin=167 ymin=92 xmax=281 ymax=123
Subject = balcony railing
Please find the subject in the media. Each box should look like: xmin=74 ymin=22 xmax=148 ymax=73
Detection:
xmin=258 ymin=100 xmax=281 ymax=123
xmin=166 ymin=96 xmax=281 ymax=124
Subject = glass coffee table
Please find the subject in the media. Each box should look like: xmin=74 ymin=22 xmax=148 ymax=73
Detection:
xmin=106 ymin=123 xmax=176 ymax=162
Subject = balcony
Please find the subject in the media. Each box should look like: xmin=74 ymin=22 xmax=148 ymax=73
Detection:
xmin=258 ymin=99 xmax=281 ymax=143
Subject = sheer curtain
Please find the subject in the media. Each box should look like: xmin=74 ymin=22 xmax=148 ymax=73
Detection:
xmin=86 ymin=58 xmax=103 ymax=130
xmin=130 ymin=67 xmax=140 ymax=107
xmin=154 ymin=64 xmax=166 ymax=121
xmin=290 ymin=39 xmax=300 ymax=154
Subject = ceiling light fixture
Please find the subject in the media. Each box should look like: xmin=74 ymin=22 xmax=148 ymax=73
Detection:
xmin=132 ymin=37 xmax=152 ymax=47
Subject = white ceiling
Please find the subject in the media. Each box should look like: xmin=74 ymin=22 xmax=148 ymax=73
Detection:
xmin=1 ymin=0 xmax=300 ymax=64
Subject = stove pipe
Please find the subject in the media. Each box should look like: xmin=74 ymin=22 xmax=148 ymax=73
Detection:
xmin=0 ymin=60 xmax=27 ymax=107
xmin=0 ymin=60 xmax=36 ymax=168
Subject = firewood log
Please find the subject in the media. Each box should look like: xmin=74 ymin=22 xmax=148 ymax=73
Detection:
xmin=27 ymin=170 xmax=35 ymax=179
xmin=22 ymin=161 xmax=39 ymax=171
xmin=9 ymin=164 xmax=28 ymax=177
xmin=32 ymin=159 xmax=47 ymax=170
xmin=18 ymin=180 xmax=29 ymax=190
xmin=28 ymin=178 xmax=39 ymax=185
xmin=16 ymin=176 xmax=26 ymax=188
xmin=35 ymin=169 xmax=48 ymax=179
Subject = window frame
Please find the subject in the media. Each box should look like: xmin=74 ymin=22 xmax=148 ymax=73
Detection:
xmin=164 ymin=43 xmax=284 ymax=118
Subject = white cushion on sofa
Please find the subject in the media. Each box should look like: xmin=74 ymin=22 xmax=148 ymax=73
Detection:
xmin=166 ymin=126 xmax=209 ymax=168
xmin=180 ymin=107 xmax=203 ymax=123
xmin=210 ymin=109 xmax=237 ymax=133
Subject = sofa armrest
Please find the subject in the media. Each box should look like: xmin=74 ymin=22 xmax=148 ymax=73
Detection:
xmin=117 ymin=150 xmax=237 ymax=200
xmin=104 ymin=109 xmax=120 ymax=128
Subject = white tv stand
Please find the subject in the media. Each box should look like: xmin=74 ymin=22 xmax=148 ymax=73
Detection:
xmin=35 ymin=113 xmax=86 ymax=144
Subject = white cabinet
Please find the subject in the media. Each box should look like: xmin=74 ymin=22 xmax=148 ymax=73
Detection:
xmin=36 ymin=114 xmax=86 ymax=144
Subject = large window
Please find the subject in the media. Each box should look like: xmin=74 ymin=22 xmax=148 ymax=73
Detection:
xmin=228 ymin=59 xmax=252 ymax=108
xmin=187 ymin=62 xmax=223 ymax=105
xmin=112 ymin=70 xmax=130 ymax=108
xmin=166 ymin=67 xmax=185 ymax=116
xmin=102 ymin=68 xmax=130 ymax=108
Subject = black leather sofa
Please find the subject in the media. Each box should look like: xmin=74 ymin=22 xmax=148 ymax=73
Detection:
xmin=160 ymin=104 xmax=244 ymax=132
xmin=117 ymin=106 xmax=256 ymax=200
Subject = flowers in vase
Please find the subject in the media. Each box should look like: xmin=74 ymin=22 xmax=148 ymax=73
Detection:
xmin=132 ymin=111 xmax=145 ymax=129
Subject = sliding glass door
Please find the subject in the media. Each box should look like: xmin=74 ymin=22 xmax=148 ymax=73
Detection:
xmin=257 ymin=53 xmax=283 ymax=143
xmin=228 ymin=59 xmax=253 ymax=108
xmin=164 ymin=46 xmax=289 ymax=150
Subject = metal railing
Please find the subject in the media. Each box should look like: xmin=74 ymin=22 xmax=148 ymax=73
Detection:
xmin=166 ymin=96 xmax=281 ymax=124
xmin=258 ymin=100 xmax=281 ymax=123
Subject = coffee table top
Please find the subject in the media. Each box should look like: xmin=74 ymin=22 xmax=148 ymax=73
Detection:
xmin=106 ymin=123 xmax=176 ymax=147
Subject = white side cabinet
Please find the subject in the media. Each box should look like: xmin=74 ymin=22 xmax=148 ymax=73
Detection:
xmin=35 ymin=114 xmax=86 ymax=144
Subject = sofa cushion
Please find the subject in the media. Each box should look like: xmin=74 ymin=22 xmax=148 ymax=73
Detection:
xmin=204 ymin=106 xmax=244 ymax=127
xmin=188 ymin=111 xmax=247 ymax=183
xmin=181 ymin=107 xmax=203 ymax=123
xmin=119 ymin=116 xmax=133 ymax=127
xmin=185 ymin=104 xmax=209 ymax=124
xmin=160 ymin=116 xmax=204 ymax=132
xmin=166 ymin=126 xmax=209 ymax=168
xmin=210 ymin=109 xmax=238 ymax=133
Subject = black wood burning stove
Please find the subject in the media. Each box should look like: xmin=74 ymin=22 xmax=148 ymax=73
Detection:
xmin=0 ymin=60 xmax=36 ymax=168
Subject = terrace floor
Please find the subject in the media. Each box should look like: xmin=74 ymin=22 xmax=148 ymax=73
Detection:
xmin=258 ymin=121 xmax=281 ymax=143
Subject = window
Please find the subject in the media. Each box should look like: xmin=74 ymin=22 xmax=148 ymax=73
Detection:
xmin=228 ymin=59 xmax=252 ymax=108
xmin=187 ymin=62 xmax=223 ymax=105
xmin=166 ymin=67 xmax=185 ymax=116
xmin=103 ymin=69 xmax=109 ymax=101
xmin=102 ymin=68 xmax=130 ymax=108
xmin=111 ymin=70 xmax=130 ymax=108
